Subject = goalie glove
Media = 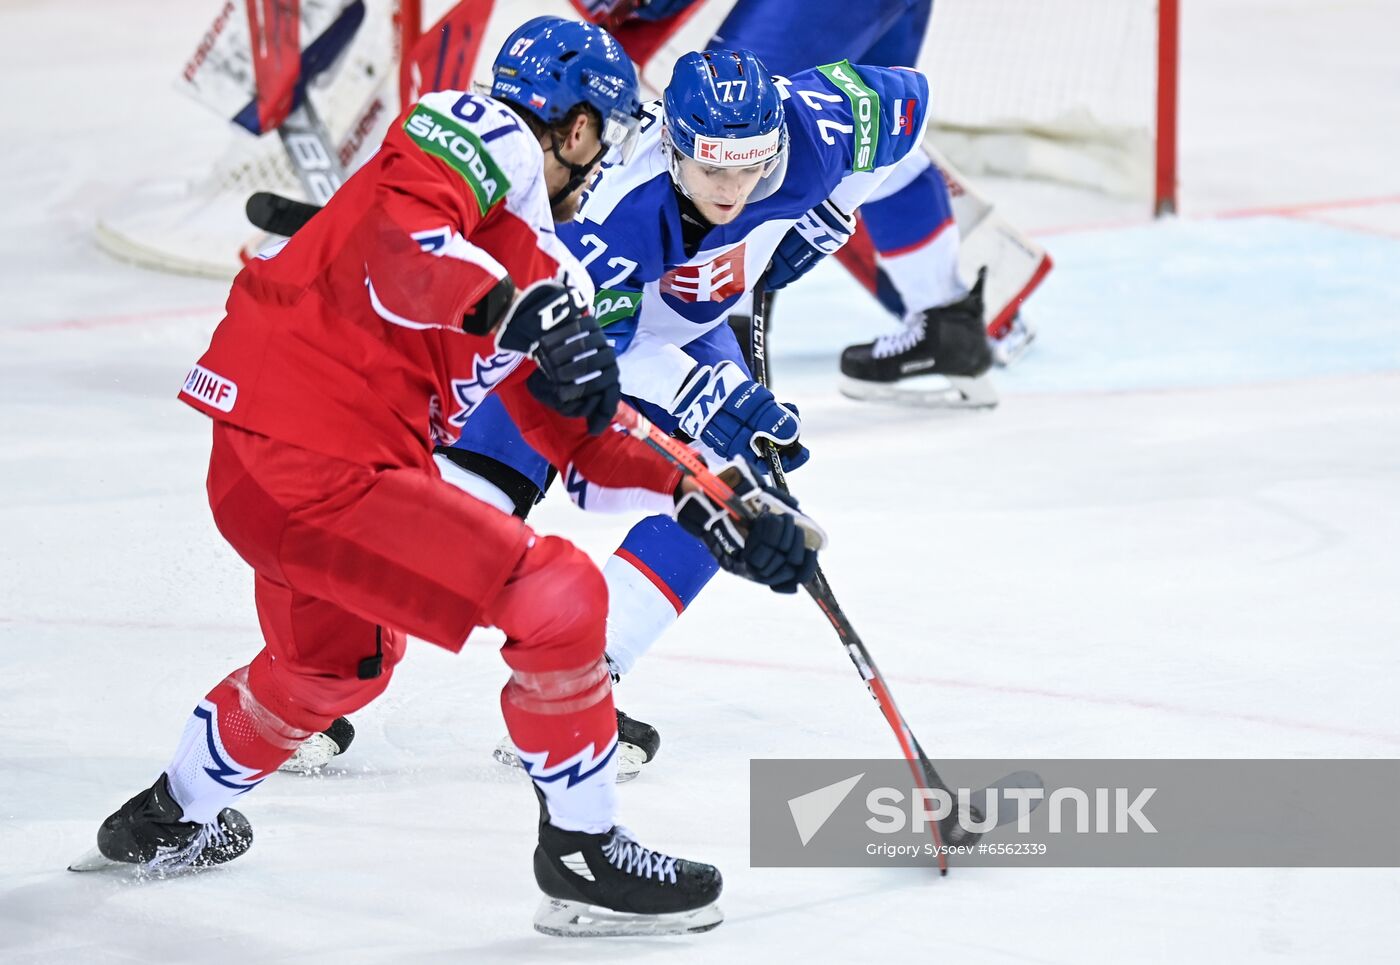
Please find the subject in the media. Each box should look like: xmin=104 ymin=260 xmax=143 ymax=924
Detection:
xmin=673 ymin=360 xmax=809 ymax=472
xmin=766 ymin=198 xmax=856 ymax=292
xmin=497 ymin=280 xmax=621 ymax=435
xmin=673 ymin=460 xmax=822 ymax=594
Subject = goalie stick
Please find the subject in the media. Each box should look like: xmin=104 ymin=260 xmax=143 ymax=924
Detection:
xmin=744 ymin=281 xmax=1043 ymax=873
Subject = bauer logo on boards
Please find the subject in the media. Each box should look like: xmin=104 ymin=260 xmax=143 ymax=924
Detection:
xmin=182 ymin=364 xmax=238 ymax=413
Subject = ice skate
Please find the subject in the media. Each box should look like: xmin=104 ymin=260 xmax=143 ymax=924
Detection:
xmin=533 ymin=820 xmax=723 ymax=937
xmin=495 ymin=709 xmax=658 ymax=783
xmin=279 ymin=716 xmax=356 ymax=774
xmin=840 ymin=269 xmax=998 ymax=409
xmin=68 ymin=774 xmax=252 ymax=874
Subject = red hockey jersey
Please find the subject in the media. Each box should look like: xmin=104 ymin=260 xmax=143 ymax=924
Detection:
xmin=178 ymin=89 xmax=678 ymax=496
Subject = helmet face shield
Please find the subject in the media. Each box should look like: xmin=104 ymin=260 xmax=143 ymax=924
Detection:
xmin=663 ymin=125 xmax=789 ymax=206
xmin=601 ymin=107 xmax=642 ymax=165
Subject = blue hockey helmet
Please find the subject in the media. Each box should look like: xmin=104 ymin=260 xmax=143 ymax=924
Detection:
xmin=663 ymin=49 xmax=789 ymax=209
xmin=491 ymin=16 xmax=644 ymax=165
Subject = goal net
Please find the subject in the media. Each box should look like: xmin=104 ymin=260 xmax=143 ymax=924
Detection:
xmin=95 ymin=0 xmax=1175 ymax=279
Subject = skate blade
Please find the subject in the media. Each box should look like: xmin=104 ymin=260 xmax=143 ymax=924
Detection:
xmin=67 ymin=847 xmax=218 ymax=877
xmin=493 ymin=741 xmax=642 ymax=783
xmin=533 ymin=897 xmax=723 ymax=938
xmin=67 ymin=847 xmax=123 ymax=873
xmin=839 ymin=374 xmax=999 ymax=410
xmin=278 ymin=732 xmax=340 ymax=774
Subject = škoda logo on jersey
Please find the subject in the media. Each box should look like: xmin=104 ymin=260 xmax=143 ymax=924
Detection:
xmin=404 ymin=106 xmax=510 ymax=215
xmin=660 ymin=245 xmax=747 ymax=304
xmin=817 ymin=60 xmax=880 ymax=173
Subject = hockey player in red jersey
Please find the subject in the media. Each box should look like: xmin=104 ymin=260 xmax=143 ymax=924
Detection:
xmin=72 ymin=16 xmax=818 ymax=938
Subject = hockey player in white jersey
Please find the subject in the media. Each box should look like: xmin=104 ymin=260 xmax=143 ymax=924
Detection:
xmin=272 ymin=46 xmax=959 ymax=780
xmin=432 ymin=47 xmax=967 ymax=778
xmin=585 ymin=0 xmax=1039 ymax=396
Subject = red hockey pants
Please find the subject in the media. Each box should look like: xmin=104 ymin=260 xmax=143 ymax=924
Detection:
xmin=198 ymin=422 xmax=615 ymax=774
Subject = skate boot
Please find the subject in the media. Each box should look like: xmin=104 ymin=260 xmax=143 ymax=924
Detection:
xmin=615 ymin=709 xmax=659 ymax=775
xmin=68 ymin=774 xmax=252 ymax=874
xmin=495 ymin=708 xmax=658 ymax=783
xmin=533 ymin=820 xmax=723 ymax=937
xmin=840 ymin=268 xmax=997 ymax=409
xmin=279 ymin=716 xmax=356 ymax=773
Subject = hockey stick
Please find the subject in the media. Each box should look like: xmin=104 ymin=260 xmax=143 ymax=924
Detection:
xmin=611 ymin=401 xmax=825 ymax=551
xmin=745 ymin=281 xmax=1040 ymax=872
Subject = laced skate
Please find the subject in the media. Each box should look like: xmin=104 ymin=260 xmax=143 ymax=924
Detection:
xmin=840 ymin=268 xmax=998 ymax=409
xmin=68 ymin=774 xmax=252 ymax=874
xmin=533 ymin=821 xmax=723 ymax=937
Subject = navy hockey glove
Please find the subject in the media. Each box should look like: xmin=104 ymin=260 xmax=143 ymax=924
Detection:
xmin=673 ymin=360 xmax=809 ymax=472
xmin=766 ymin=199 xmax=856 ymax=292
xmin=674 ymin=461 xmax=821 ymax=594
xmin=497 ymin=280 xmax=621 ymax=436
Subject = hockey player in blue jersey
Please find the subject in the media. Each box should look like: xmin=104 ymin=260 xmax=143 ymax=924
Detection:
xmin=427 ymin=45 xmax=981 ymax=778
xmin=709 ymin=0 xmax=1003 ymax=391
xmin=271 ymin=41 xmax=964 ymax=778
xmin=594 ymin=0 xmax=1040 ymax=397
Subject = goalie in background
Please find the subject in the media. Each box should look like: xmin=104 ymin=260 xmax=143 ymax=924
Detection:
xmin=593 ymin=0 xmax=1049 ymax=406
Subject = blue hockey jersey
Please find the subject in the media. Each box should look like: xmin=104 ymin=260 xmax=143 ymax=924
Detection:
xmin=559 ymin=60 xmax=930 ymax=405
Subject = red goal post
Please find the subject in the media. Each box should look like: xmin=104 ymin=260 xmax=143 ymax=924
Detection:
xmin=407 ymin=0 xmax=1178 ymax=214
xmin=95 ymin=0 xmax=1176 ymax=279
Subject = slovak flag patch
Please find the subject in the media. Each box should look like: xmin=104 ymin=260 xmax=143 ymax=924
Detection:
xmin=892 ymin=98 xmax=917 ymax=136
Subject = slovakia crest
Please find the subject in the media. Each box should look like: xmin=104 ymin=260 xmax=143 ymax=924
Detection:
xmin=660 ymin=244 xmax=747 ymax=303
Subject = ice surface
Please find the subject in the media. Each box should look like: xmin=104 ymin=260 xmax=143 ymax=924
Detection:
xmin=2 ymin=2 xmax=1398 ymax=962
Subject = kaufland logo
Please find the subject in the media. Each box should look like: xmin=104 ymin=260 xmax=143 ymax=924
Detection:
xmin=720 ymin=145 xmax=773 ymax=163
xmin=693 ymin=133 xmax=779 ymax=167
xmin=660 ymin=245 xmax=747 ymax=303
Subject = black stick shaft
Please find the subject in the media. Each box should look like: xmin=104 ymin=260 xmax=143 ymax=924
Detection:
xmin=746 ymin=280 xmax=954 ymax=872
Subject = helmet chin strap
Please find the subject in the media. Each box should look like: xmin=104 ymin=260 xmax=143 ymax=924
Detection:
xmin=548 ymin=135 xmax=605 ymax=208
